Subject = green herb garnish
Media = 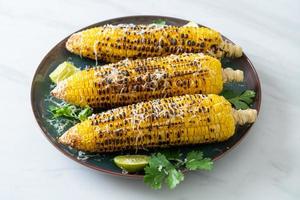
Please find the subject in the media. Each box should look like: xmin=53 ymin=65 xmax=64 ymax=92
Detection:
xmin=49 ymin=104 xmax=77 ymax=119
xmin=49 ymin=104 xmax=92 ymax=122
xmin=221 ymin=89 xmax=256 ymax=110
xmin=144 ymin=151 xmax=213 ymax=190
xmin=185 ymin=151 xmax=213 ymax=170
xmin=152 ymin=19 xmax=166 ymax=26
xmin=78 ymin=106 xmax=93 ymax=121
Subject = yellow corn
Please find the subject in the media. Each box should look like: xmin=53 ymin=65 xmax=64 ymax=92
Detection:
xmin=58 ymin=94 xmax=257 ymax=153
xmin=51 ymin=53 xmax=243 ymax=108
xmin=66 ymin=24 xmax=242 ymax=62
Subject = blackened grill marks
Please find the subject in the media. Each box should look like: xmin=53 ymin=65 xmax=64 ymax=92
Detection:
xmin=89 ymin=94 xmax=218 ymax=151
xmin=82 ymin=25 xmax=222 ymax=62
xmin=82 ymin=53 xmax=217 ymax=109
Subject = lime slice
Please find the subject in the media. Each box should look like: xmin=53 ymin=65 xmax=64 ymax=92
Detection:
xmin=49 ymin=61 xmax=79 ymax=83
xmin=114 ymin=155 xmax=150 ymax=173
xmin=184 ymin=21 xmax=199 ymax=27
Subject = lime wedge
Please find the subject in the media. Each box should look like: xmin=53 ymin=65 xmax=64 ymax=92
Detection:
xmin=114 ymin=155 xmax=150 ymax=173
xmin=49 ymin=61 xmax=79 ymax=83
xmin=184 ymin=21 xmax=199 ymax=27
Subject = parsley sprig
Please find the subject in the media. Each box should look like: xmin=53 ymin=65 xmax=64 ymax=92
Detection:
xmin=144 ymin=151 xmax=213 ymax=190
xmin=49 ymin=104 xmax=93 ymax=122
xmin=152 ymin=19 xmax=166 ymax=26
xmin=221 ymin=89 xmax=256 ymax=110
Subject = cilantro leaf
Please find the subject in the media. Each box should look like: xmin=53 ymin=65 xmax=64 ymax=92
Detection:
xmin=186 ymin=150 xmax=203 ymax=161
xmin=49 ymin=104 xmax=77 ymax=119
xmin=152 ymin=19 xmax=166 ymax=26
xmin=159 ymin=149 xmax=181 ymax=161
xmin=165 ymin=168 xmax=184 ymax=189
xmin=144 ymin=165 xmax=166 ymax=190
xmin=143 ymin=151 xmax=213 ymax=190
xmin=49 ymin=104 xmax=93 ymax=121
xmin=239 ymin=90 xmax=256 ymax=104
xmin=144 ymin=153 xmax=172 ymax=189
xmin=185 ymin=151 xmax=213 ymax=171
xmin=220 ymin=89 xmax=240 ymax=99
xmin=78 ymin=106 xmax=93 ymax=121
xmin=148 ymin=153 xmax=173 ymax=169
xmin=222 ymin=90 xmax=256 ymax=110
xmin=228 ymin=99 xmax=249 ymax=110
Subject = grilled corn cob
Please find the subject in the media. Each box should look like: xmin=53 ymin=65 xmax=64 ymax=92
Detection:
xmin=51 ymin=53 xmax=243 ymax=108
xmin=66 ymin=24 xmax=242 ymax=62
xmin=58 ymin=94 xmax=257 ymax=153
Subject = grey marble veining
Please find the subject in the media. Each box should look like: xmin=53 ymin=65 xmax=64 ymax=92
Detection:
xmin=0 ymin=0 xmax=299 ymax=199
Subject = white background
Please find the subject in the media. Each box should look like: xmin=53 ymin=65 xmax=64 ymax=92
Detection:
xmin=1 ymin=0 xmax=300 ymax=199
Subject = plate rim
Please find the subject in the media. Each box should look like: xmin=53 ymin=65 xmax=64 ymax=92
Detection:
xmin=31 ymin=15 xmax=261 ymax=178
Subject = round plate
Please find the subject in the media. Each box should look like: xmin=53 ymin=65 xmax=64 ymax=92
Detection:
xmin=31 ymin=15 xmax=261 ymax=178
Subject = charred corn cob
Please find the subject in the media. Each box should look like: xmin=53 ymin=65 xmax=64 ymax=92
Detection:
xmin=58 ymin=94 xmax=257 ymax=153
xmin=66 ymin=24 xmax=242 ymax=62
xmin=51 ymin=53 xmax=243 ymax=108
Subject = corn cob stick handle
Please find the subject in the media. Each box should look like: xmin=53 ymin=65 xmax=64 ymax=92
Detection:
xmin=222 ymin=68 xmax=244 ymax=82
xmin=58 ymin=94 xmax=257 ymax=153
xmin=233 ymin=109 xmax=257 ymax=125
xmin=220 ymin=41 xmax=243 ymax=58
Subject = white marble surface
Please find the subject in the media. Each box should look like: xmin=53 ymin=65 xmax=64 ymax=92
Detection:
xmin=1 ymin=0 xmax=300 ymax=199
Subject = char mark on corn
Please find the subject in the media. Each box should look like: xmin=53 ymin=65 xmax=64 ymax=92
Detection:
xmin=58 ymin=94 xmax=238 ymax=153
xmin=51 ymin=53 xmax=228 ymax=108
xmin=66 ymin=24 xmax=242 ymax=62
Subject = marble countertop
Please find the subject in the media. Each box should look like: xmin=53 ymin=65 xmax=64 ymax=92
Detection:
xmin=1 ymin=0 xmax=299 ymax=199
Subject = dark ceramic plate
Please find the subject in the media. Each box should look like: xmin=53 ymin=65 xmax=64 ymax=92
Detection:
xmin=31 ymin=16 xmax=261 ymax=178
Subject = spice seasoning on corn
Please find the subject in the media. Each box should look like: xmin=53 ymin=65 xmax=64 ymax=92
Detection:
xmin=58 ymin=94 xmax=257 ymax=153
xmin=66 ymin=24 xmax=242 ymax=62
xmin=51 ymin=53 xmax=243 ymax=108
